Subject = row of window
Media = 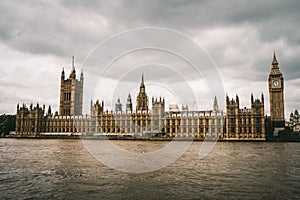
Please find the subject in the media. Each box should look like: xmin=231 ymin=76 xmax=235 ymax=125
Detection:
xmin=166 ymin=127 xmax=224 ymax=134
xmin=228 ymin=127 xmax=262 ymax=134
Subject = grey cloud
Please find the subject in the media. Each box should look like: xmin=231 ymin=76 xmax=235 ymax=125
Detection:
xmin=63 ymin=0 xmax=300 ymax=44
xmin=0 ymin=0 xmax=300 ymax=116
xmin=1 ymin=0 xmax=300 ymax=57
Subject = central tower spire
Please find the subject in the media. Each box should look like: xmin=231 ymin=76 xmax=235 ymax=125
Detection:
xmin=140 ymin=73 xmax=145 ymax=93
xmin=136 ymin=73 xmax=148 ymax=112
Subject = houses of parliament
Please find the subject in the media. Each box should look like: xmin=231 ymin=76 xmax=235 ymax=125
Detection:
xmin=15 ymin=53 xmax=287 ymax=140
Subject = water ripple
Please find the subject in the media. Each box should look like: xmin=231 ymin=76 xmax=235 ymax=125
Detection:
xmin=0 ymin=139 xmax=299 ymax=199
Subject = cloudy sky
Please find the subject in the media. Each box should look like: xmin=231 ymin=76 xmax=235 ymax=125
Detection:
xmin=0 ymin=0 xmax=300 ymax=119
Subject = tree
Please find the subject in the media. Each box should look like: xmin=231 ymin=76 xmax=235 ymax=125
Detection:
xmin=0 ymin=114 xmax=16 ymax=136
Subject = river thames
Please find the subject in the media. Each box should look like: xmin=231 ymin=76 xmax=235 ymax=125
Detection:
xmin=0 ymin=139 xmax=299 ymax=199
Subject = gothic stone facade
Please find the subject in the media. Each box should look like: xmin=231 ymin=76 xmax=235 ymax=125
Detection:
xmin=16 ymin=53 xmax=285 ymax=140
xmin=225 ymin=94 xmax=265 ymax=140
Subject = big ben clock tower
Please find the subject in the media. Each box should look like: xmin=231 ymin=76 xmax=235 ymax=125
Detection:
xmin=268 ymin=52 xmax=285 ymax=127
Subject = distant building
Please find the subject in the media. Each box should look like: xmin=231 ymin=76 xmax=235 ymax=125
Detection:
xmin=287 ymin=110 xmax=300 ymax=132
xmin=15 ymin=53 xmax=288 ymax=140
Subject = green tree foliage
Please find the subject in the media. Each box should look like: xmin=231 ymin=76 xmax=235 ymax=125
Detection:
xmin=0 ymin=114 xmax=16 ymax=135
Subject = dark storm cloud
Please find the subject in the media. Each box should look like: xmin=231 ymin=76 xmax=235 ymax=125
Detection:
xmin=59 ymin=0 xmax=300 ymax=44
xmin=0 ymin=1 xmax=108 ymax=59
xmin=1 ymin=0 xmax=300 ymax=56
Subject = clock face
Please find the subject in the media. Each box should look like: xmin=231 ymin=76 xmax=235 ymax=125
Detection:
xmin=272 ymin=80 xmax=280 ymax=87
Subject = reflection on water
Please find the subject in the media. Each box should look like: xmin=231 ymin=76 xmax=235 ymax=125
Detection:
xmin=0 ymin=139 xmax=299 ymax=199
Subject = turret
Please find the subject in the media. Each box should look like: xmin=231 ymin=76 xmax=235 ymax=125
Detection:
xmin=80 ymin=69 xmax=84 ymax=82
xmin=47 ymin=105 xmax=52 ymax=116
xmin=226 ymin=95 xmax=229 ymax=104
xmin=61 ymin=68 xmax=65 ymax=80
xmin=126 ymin=93 xmax=133 ymax=112
xmin=236 ymin=94 xmax=239 ymax=105
xmin=91 ymin=99 xmax=104 ymax=116
xmin=213 ymin=96 xmax=219 ymax=111
xmin=115 ymin=98 xmax=122 ymax=112
xmin=151 ymin=96 xmax=165 ymax=132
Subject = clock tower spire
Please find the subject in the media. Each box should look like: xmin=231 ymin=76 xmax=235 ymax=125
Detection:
xmin=272 ymin=51 xmax=278 ymax=67
xmin=268 ymin=51 xmax=285 ymax=126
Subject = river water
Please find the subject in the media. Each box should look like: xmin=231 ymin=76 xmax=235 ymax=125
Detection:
xmin=0 ymin=139 xmax=299 ymax=199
